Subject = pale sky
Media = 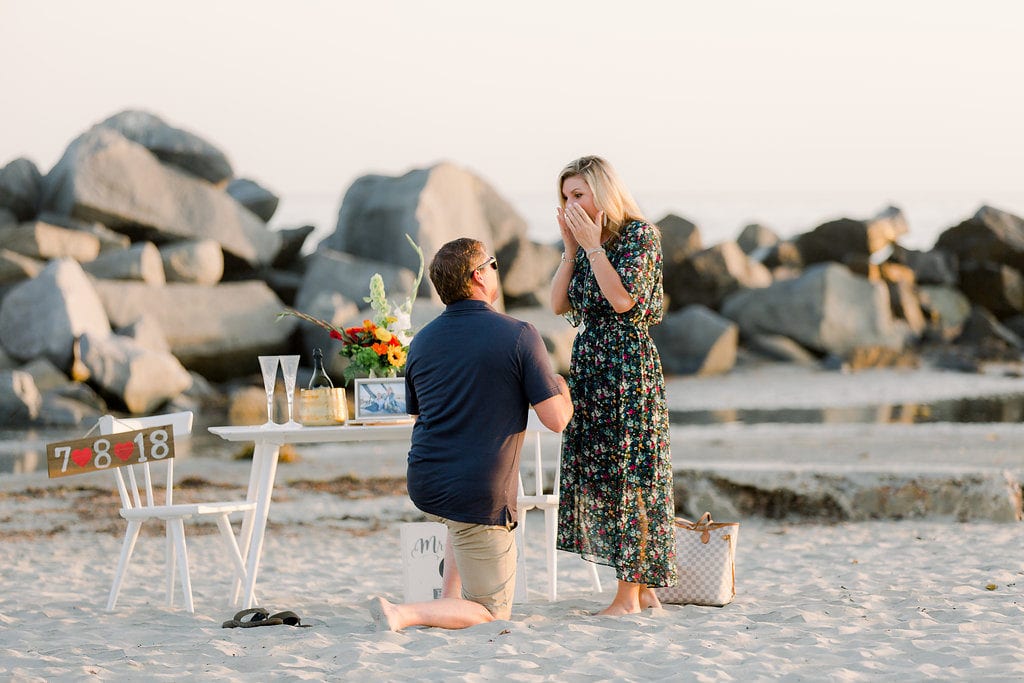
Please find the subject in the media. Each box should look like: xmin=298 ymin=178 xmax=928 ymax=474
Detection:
xmin=2 ymin=0 xmax=1022 ymax=248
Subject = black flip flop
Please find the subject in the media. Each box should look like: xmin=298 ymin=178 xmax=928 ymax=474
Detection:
xmin=222 ymin=607 xmax=283 ymax=628
xmin=269 ymin=610 xmax=312 ymax=627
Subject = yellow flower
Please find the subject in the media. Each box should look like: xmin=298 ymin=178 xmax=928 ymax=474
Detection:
xmin=387 ymin=346 xmax=406 ymax=366
xmin=374 ymin=327 xmax=393 ymax=343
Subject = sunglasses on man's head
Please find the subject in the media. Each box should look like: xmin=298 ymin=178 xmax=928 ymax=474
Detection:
xmin=473 ymin=256 xmax=498 ymax=272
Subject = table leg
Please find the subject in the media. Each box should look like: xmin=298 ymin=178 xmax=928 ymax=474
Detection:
xmin=231 ymin=442 xmax=267 ymax=606
xmin=239 ymin=440 xmax=280 ymax=609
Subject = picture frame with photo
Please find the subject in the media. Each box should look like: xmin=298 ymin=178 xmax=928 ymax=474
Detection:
xmin=353 ymin=377 xmax=410 ymax=423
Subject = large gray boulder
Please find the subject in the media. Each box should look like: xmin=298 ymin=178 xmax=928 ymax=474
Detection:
xmin=956 ymin=261 xmax=1024 ymax=317
xmin=227 ymin=177 xmax=279 ymax=222
xmin=96 ymin=110 xmax=233 ymax=184
xmin=506 ymin=306 xmax=578 ymax=376
xmin=721 ymin=263 xmax=907 ymax=357
xmin=917 ymin=285 xmax=971 ymax=341
xmin=39 ymin=128 xmax=279 ymax=269
xmin=736 ymin=223 xmax=780 ymax=257
xmin=0 ymin=157 xmax=43 ymax=220
xmin=0 ymin=221 xmax=101 ymax=262
xmin=652 ymin=304 xmax=738 ymax=376
xmin=92 ymin=280 xmax=296 ymax=380
xmin=82 ymin=241 xmax=166 ymax=284
xmin=795 ymin=206 xmax=909 ymax=265
xmin=935 ymin=205 xmax=1024 ymax=272
xmin=656 ymin=214 xmax=703 ymax=266
xmin=0 ymin=370 xmax=42 ymax=424
xmin=666 ymin=241 xmax=772 ymax=311
xmin=324 ymin=163 xmax=526 ymax=301
xmin=498 ymin=240 xmax=560 ymax=308
xmin=294 ymin=249 xmax=417 ymax=318
xmin=79 ymin=332 xmax=192 ymax=414
xmin=0 ymin=259 xmax=111 ymax=367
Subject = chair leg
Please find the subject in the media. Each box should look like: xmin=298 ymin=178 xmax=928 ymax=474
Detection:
xmin=588 ymin=561 xmax=602 ymax=593
xmin=169 ymin=519 xmax=195 ymax=613
xmin=165 ymin=524 xmax=176 ymax=607
xmin=107 ymin=520 xmax=143 ymax=611
xmin=214 ymin=514 xmax=249 ymax=606
xmin=513 ymin=512 xmax=528 ymax=604
xmin=543 ymin=506 xmax=558 ymax=602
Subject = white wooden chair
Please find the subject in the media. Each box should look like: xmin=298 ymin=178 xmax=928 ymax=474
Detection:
xmin=514 ymin=413 xmax=602 ymax=603
xmin=100 ymin=411 xmax=255 ymax=613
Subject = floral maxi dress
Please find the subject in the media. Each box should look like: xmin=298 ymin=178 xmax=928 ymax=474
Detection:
xmin=557 ymin=220 xmax=677 ymax=587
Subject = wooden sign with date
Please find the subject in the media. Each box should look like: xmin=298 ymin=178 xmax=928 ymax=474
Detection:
xmin=46 ymin=425 xmax=176 ymax=478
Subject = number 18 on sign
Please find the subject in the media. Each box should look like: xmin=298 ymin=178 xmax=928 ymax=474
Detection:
xmin=46 ymin=425 xmax=175 ymax=478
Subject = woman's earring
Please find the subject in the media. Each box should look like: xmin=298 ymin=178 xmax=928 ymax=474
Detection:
xmin=602 ymin=214 xmax=608 ymax=228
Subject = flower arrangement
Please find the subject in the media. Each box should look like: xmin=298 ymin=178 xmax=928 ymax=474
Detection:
xmin=279 ymin=235 xmax=424 ymax=384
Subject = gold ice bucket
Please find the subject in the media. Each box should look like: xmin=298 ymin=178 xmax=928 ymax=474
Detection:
xmin=299 ymin=388 xmax=348 ymax=426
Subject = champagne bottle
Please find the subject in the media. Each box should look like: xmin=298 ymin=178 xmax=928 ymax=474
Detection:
xmin=308 ymin=348 xmax=334 ymax=389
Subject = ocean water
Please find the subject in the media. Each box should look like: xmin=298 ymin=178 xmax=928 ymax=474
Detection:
xmin=270 ymin=189 xmax=1024 ymax=255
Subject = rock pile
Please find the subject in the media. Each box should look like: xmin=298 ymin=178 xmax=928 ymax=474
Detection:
xmin=1 ymin=108 xmax=1021 ymax=427
xmin=653 ymin=204 xmax=1024 ymax=377
xmin=0 ymin=110 xmax=558 ymax=425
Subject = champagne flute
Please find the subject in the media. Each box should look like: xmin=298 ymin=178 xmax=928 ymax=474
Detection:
xmin=258 ymin=355 xmax=280 ymax=428
xmin=279 ymin=355 xmax=301 ymax=427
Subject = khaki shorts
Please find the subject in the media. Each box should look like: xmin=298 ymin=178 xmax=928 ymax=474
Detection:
xmin=427 ymin=514 xmax=517 ymax=620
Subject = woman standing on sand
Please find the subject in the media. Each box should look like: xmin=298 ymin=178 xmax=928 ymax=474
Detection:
xmin=550 ymin=156 xmax=676 ymax=615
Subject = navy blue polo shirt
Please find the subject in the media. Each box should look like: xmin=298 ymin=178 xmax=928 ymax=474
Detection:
xmin=405 ymin=299 xmax=560 ymax=526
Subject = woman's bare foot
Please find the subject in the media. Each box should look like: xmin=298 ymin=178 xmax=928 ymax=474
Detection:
xmin=639 ymin=586 xmax=662 ymax=609
xmin=597 ymin=601 xmax=641 ymax=616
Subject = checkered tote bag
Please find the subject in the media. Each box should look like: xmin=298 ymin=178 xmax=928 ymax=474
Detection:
xmin=655 ymin=513 xmax=739 ymax=607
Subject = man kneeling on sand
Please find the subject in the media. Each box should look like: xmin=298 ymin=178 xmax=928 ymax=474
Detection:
xmin=368 ymin=238 xmax=574 ymax=631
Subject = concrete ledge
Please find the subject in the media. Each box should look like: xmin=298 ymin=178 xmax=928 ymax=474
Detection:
xmin=676 ymin=467 xmax=1023 ymax=523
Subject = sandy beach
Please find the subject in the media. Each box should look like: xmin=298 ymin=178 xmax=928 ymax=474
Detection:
xmin=2 ymin=364 xmax=1024 ymax=680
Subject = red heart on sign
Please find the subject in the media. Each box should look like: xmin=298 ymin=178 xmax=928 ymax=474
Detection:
xmin=113 ymin=441 xmax=135 ymax=461
xmin=70 ymin=448 xmax=92 ymax=467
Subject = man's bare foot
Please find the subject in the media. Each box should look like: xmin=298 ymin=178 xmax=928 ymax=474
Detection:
xmin=367 ymin=596 xmax=401 ymax=631
xmin=639 ymin=587 xmax=662 ymax=609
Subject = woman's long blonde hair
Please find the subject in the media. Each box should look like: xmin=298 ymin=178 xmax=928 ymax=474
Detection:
xmin=558 ymin=156 xmax=646 ymax=241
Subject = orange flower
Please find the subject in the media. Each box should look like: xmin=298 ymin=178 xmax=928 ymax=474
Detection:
xmin=372 ymin=342 xmax=390 ymax=355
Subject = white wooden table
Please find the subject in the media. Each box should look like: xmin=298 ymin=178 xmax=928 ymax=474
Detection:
xmin=208 ymin=422 xmax=413 ymax=609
